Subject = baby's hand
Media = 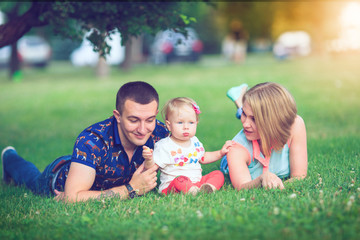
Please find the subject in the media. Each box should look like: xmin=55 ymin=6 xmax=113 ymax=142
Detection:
xmin=220 ymin=140 xmax=236 ymax=156
xmin=142 ymin=146 xmax=153 ymax=160
xmin=142 ymin=146 xmax=155 ymax=170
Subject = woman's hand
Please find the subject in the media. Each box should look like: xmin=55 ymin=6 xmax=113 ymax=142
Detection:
xmin=260 ymin=170 xmax=284 ymax=189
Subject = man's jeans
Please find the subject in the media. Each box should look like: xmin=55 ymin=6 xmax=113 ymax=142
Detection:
xmin=3 ymin=149 xmax=70 ymax=196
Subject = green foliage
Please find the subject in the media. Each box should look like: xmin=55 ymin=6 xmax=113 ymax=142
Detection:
xmin=180 ymin=14 xmax=197 ymax=25
xmin=0 ymin=54 xmax=360 ymax=239
xmin=0 ymin=2 xmax=202 ymax=57
xmin=0 ymin=2 xmax=32 ymax=16
xmin=44 ymin=2 xmax=193 ymax=57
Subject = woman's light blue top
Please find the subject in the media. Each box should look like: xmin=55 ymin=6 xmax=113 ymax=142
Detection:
xmin=220 ymin=129 xmax=290 ymax=179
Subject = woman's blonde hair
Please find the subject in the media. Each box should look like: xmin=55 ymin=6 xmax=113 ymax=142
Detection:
xmin=162 ymin=97 xmax=200 ymax=122
xmin=243 ymin=82 xmax=297 ymax=157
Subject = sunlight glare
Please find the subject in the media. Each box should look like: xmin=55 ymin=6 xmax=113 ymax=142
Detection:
xmin=327 ymin=1 xmax=360 ymax=52
xmin=340 ymin=2 xmax=360 ymax=28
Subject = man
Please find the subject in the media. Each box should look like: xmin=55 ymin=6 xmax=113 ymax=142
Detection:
xmin=1 ymin=81 xmax=168 ymax=202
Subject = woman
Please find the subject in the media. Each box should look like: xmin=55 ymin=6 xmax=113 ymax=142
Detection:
xmin=220 ymin=82 xmax=308 ymax=190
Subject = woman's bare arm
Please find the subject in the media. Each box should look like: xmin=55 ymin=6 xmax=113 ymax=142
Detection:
xmin=288 ymin=115 xmax=308 ymax=180
xmin=227 ymin=143 xmax=284 ymax=190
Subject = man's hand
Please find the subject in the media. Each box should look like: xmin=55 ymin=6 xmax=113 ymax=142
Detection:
xmin=129 ymin=163 xmax=158 ymax=195
xmin=260 ymin=170 xmax=284 ymax=190
xmin=54 ymin=189 xmax=65 ymax=202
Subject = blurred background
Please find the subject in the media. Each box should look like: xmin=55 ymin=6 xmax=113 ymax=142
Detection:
xmin=1 ymin=4 xmax=359 ymax=239
xmin=1 ymin=1 xmax=360 ymax=79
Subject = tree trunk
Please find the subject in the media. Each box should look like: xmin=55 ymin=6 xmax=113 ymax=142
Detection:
xmin=6 ymin=3 xmax=21 ymax=80
xmin=0 ymin=2 xmax=49 ymax=48
xmin=120 ymin=35 xmax=144 ymax=71
xmin=121 ymin=39 xmax=133 ymax=71
xmin=96 ymin=56 xmax=109 ymax=79
xmin=131 ymin=35 xmax=145 ymax=63
xmin=9 ymin=41 xmax=21 ymax=80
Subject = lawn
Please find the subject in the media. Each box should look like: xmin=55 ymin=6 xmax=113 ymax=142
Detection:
xmin=0 ymin=53 xmax=359 ymax=240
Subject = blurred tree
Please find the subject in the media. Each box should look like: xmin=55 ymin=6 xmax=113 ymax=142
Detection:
xmin=204 ymin=2 xmax=276 ymax=56
xmin=176 ymin=2 xmax=221 ymax=54
xmin=0 ymin=1 xmax=203 ymax=78
xmin=0 ymin=2 xmax=197 ymax=51
xmin=216 ymin=2 xmax=276 ymax=41
xmin=173 ymin=2 xmax=275 ymax=55
xmin=0 ymin=2 xmax=35 ymax=79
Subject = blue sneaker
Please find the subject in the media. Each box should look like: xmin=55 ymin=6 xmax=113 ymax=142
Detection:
xmin=226 ymin=83 xmax=248 ymax=102
xmin=1 ymin=146 xmax=16 ymax=183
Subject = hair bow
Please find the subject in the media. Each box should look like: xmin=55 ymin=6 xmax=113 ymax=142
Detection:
xmin=192 ymin=103 xmax=201 ymax=114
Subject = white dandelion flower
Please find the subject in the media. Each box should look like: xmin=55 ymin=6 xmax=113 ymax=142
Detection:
xmin=161 ymin=226 xmax=169 ymax=233
xmin=289 ymin=193 xmax=297 ymax=199
xmin=196 ymin=210 xmax=203 ymax=219
xmin=273 ymin=207 xmax=280 ymax=215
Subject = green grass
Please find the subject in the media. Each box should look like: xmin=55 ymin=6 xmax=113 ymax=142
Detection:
xmin=0 ymin=53 xmax=359 ymax=240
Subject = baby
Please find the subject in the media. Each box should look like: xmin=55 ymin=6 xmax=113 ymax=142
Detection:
xmin=143 ymin=97 xmax=234 ymax=195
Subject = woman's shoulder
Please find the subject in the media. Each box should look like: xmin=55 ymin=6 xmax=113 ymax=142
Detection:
xmin=295 ymin=115 xmax=305 ymax=123
xmin=292 ymin=115 xmax=306 ymax=132
xmin=289 ymin=115 xmax=306 ymax=145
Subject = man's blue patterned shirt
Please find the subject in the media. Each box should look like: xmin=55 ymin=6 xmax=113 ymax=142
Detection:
xmin=54 ymin=116 xmax=168 ymax=191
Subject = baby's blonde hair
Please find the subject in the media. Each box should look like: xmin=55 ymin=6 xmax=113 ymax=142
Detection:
xmin=162 ymin=97 xmax=200 ymax=122
xmin=243 ymin=82 xmax=297 ymax=157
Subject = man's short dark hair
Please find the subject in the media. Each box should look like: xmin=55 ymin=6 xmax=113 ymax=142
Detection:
xmin=116 ymin=81 xmax=159 ymax=114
